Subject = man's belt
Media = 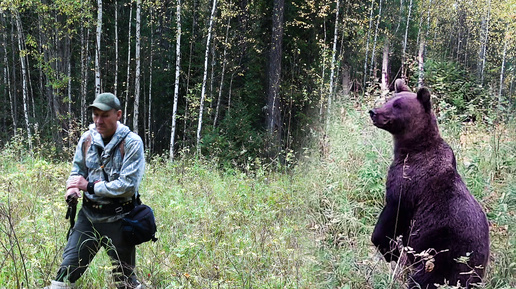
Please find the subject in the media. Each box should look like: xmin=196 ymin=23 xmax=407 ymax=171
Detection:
xmin=83 ymin=195 xmax=134 ymax=214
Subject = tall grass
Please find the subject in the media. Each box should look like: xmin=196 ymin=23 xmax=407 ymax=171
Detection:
xmin=301 ymin=96 xmax=516 ymax=288
xmin=0 ymin=97 xmax=515 ymax=288
xmin=0 ymin=148 xmax=316 ymax=288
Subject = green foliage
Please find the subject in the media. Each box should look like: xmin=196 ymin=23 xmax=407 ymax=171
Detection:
xmin=422 ymin=59 xmax=492 ymax=121
xmin=201 ymin=101 xmax=264 ymax=169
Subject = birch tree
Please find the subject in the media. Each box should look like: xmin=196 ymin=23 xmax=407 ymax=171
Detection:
xmin=114 ymin=0 xmax=119 ymax=96
xmin=363 ymin=0 xmax=375 ymax=86
xmin=417 ymin=38 xmax=425 ymax=88
xmin=133 ymin=0 xmax=141 ymax=134
xmin=146 ymin=7 xmax=155 ymax=152
xmin=369 ymin=0 xmax=382 ymax=80
xmin=402 ymin=0 xmax=413 ymax=77
xmin=124 ymin=2 xmax=133 ymax=122
xmin=381 ymin=38 xmax=389 ymax=95
xmin=170 ymin=0 xmax=182 ymax=161
xmin=80 ymin=26 xmax=89 ymax=126
xmin=196 ymin=0 xmax=217 ymax=153
xmin=327 ymin=0 xmax=339 ymax=126
xmin=13 ymin=10 xmax=32 ymax=151
xmin=498 ymin=29 xmax=508 ymax=98
xmin=95 ymin=0 xmax=102 ymax=95
xmin=479 ymin=0 xmax=491 ymax=85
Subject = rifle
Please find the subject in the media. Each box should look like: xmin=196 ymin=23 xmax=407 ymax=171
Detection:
xmin=65 ymin=196 xmax=78 ymax=240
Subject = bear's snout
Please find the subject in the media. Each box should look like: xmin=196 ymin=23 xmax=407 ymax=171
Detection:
xmin=369 ymin=109 xmax=376 ymax=118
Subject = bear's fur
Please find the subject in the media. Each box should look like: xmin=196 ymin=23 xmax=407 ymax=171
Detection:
xmin=369 ymin=83 xmax=490 ymax=288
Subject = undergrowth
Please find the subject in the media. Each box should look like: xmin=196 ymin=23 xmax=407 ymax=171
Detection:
xmin=0 ymin=95 xmax=515 ymax=288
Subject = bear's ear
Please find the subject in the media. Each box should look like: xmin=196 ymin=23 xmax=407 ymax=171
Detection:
xmin=417 ymin=87 xmax=431 ymax=112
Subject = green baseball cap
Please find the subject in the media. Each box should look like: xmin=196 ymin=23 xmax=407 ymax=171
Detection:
xmin=88 ymin=92 xmax=122 ymax=111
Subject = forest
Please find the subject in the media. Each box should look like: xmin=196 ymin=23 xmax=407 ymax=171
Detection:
xmin=0 ymin=0 xmax=513 ymax=163
xmin=0 ymin=0 xmax=516 ymax=288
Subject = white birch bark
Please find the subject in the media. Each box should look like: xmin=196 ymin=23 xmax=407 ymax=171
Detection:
xmin=402 ymin=0 xmax=413 ymax=77
xmin=498 ymin=31 xmax=507 ymax=98
xmin=327 ymin=0 xmax=339 ymax=126
xmin=319 ymin=21 xmax=327 ymax=119
xmin=14 ymin=10 xmax=32 ymax=151
xmin=124 ymin=3 xmax=133 ymax=122
xmin=133 ymin=0 xmax=141 ymax=134
xmin=381 ymin=38 xmax=389 ymax=95
xmin=147 ymin=11 xmax=154 ymax=152
xmin=363 ymin=0 xmax=375 ymax=86
xmin=370 ymin=0 xmax=382 ymax=79
xmin=196 ymin=0 xmax=217 ymax=153
xmin=114 ymin=0 xmax=119 ymax=95
xmin=95 ymin=0 xmax=102 ymax=95
xmin=418 ymin=38 xmax=425 ymax=89
xmin=170 ymin=0 xmax=182 ymax=161
xmin=67 ymin=39 xmax=72 ymax=144
xmin=81 ymin=27 xmax=89 ymax=126
xmin=479 ymin=0 xmax=491 ymax=86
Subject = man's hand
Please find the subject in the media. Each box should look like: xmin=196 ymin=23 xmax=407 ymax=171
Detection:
xmin=67 ymin=175 xmax=89 ymax=191
xmin=65 ymin=188 xmax=81 ymax=203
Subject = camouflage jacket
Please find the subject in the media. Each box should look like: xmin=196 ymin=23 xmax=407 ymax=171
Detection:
xmin=67 ymin=122 xmax=145 ymax=222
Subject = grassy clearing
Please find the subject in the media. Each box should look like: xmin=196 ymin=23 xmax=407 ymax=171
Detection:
xmin=0 ymin=151 xmax=316 ymax=288
xmin=0 ymin=99 xmax=515 ymax=288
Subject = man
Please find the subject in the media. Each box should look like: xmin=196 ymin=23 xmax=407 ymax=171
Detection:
xmin=46 ymin=93 xmax=145 ymax=289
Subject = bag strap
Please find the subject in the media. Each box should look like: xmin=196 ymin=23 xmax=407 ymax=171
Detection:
xmin=82 ymin=132 xmax=127 ymax=161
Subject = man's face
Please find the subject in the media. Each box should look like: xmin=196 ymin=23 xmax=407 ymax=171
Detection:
xmin=92 ymin=108 xmax=122 ymax=138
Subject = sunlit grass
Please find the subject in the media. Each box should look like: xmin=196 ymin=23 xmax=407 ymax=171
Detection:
xmin=0 ymin=99 xmax=514 ymax=288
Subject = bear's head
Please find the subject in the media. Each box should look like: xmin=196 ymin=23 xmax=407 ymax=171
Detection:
xmin=369 ymin=87 xmax=435 ymax=141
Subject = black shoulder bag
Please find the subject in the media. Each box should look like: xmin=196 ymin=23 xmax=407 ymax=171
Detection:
xmin=122 ymin=196 xmax=158 ymax=245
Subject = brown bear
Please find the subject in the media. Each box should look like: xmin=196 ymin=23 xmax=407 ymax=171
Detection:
xmin=369 ymin=80 xmax=490 ymax=288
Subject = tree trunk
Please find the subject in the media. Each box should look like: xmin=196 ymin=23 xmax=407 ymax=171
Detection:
xmin=498 ymin=30 xmax=507 ymax=98
xmin=381 ymin=38 xmax=389 ymax=95
xmin=417 ymin=38 xmax=425 ymax=89
xmin=2 ymin=15 xmax=16 ymax=136
xmin=95 ymin=0 xmax=102 ymax=95
xmin=266 ymin=0 xmax=284 ymax=158
xmin=10 ymin=19 xmax=18 ymax=136
xmin=81 ymin=27 xmax=90 ymax=126
xmin=363 ymin=0 xmax=375 ymax=86
xmin=370 ymin=0 xmax=382 ymax=80
xmin=170 ymin=0 xmax=182 ymax=161
xmin=327 ymin=0 xmax=339 ymax=126
xmin=147 ymin=10 xmax=154 ymax=153
xmin=67 ymin=36 xmax=72 ymax=147
xmin=319 ymin=21 xmax=327 ymax=120
xmin=114 ymin=0 xmax=119 ymax=96
xmin=214 ymin=16 xmax=231 ymax=128
xmin=402 ymin=0 xmax=413 ymax=78
xmin=479 ymin=0 xmax=491 ymax=86
xmin=14 ymin=10 xmax=32 ymax=151
xmin=196 ymin=0 xmax=217 ymax=154
xmin=133 ymin=0 xmax=141 ymax=134
xmin=124 ymin=3 xmax=133 ymax=122
xmin=396 ymin=0 xmax=404 ymax=33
